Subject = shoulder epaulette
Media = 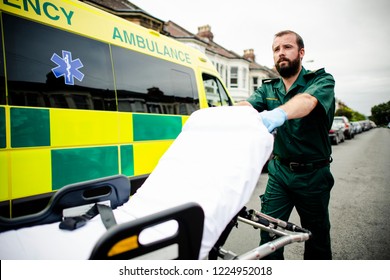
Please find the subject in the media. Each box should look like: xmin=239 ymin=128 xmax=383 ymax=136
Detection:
xmin=306 ymin=68 xmax=325 ymax=76
xmin=262 ymin=77 xmax=280 ymax=84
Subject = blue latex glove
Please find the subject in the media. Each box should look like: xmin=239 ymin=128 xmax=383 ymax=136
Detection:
xmin=259 ymin=108 xmax=288 ymax=132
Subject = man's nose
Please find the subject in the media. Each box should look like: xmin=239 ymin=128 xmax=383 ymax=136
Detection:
xmin=278 ymin=48 xmax=286 ymax=56
xmin=278 ymin=52 xmax=286 ymax=59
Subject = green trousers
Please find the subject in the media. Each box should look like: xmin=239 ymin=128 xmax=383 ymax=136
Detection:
xmin=260 ymin=159 xmax=334 ymax=260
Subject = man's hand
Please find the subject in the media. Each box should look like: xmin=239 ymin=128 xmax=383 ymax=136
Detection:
xmin=260 ymin=108 xmax=288 ymax=132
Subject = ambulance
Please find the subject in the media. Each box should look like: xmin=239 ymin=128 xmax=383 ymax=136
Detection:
xmin=0 ymin=0 xmax=233 ymax=218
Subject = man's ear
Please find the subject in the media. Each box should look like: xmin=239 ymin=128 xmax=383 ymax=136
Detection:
xmin=299 ymin=48 xmax=305 ymax=60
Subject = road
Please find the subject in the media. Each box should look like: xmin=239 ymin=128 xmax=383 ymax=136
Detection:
xmin=223 ymin=127 xmax=390 ymax=260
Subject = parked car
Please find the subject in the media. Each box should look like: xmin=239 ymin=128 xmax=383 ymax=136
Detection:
xmin=329 ymin=121 xmax=345 ymax=145
xmin=360 ymin=120 xmax=371 ymax=131
xmin=351 ymin=121 xmax=362 ymax=134
xmin=333 ymin=116 xmax=354 ymax=139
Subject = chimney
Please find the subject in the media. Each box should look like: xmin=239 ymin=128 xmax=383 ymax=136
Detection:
xmin=243 ymin=49 xmax=255 ymax=62
xmin=197 ymin=25 xmax=214 ymax=42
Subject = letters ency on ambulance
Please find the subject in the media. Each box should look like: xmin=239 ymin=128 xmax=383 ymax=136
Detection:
xmin=4 ymin=0 xmax=192 ymax=65
xmin=113 ymin=27 xmax=192 ymax=65
xmin=3 ymin=0 xmax=74 ymax=25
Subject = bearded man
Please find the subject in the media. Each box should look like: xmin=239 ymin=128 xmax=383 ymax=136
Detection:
xmin=237 ymin=30 xmax=336 ymax=259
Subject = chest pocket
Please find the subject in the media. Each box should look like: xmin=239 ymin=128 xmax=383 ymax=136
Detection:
xmin=265 ymin=97 xmax=282 ymax=110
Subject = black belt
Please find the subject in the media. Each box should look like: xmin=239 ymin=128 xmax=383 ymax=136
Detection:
xmin=275 ymin=156 xmax=332 ymax=172
xmin=59 ymin=203 xmax=117 ymax=231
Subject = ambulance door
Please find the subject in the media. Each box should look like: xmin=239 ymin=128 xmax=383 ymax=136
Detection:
xmin=202 ymin=73 xmax=233 ymax=107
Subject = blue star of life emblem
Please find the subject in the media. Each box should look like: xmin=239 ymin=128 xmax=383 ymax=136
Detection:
xmin=51 ymin=50 xmax=84 ymax=85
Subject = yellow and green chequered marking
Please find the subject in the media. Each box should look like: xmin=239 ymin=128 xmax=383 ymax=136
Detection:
xmin=0 ymin=106 xmax=184 ymax=204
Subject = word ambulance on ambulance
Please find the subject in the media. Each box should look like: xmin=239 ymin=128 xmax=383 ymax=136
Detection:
xmin=0 ymin=0 xmax=233 ymax=218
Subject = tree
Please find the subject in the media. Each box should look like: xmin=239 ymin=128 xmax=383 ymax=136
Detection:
xmin=351 ymin=111 xmax=366 ymax=121
xmin=335 ymin=101 xmax=367 ymax=122
xmin=335 ymin=107 xmax=353 ymax=120
xmin=370 ymin=101 xmax=390 ymax=126
xmin=335 ymin=99 xmax=390 ymax=124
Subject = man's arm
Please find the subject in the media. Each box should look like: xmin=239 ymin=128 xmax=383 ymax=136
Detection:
xmin=235 ymin=93 xmax=318 ymax=132
xmin=279 ymin=93 xmax=318 ymax=120
xmin=235 ymin=93 xmax=318 ymax=119
xmin=257 ymin=93 xmax=318 ymax=132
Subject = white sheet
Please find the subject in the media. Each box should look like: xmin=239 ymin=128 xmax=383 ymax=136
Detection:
xmin=0 ymin=106 xmax=273 ymax=259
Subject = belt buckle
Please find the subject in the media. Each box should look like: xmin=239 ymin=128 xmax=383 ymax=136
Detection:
xmin=289 ymin=162 xmax=314 ymax=172
xmin=289 ymin=162 xmax=301 ymax=172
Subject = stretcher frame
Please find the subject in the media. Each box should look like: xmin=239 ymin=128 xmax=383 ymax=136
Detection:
xmin=0 ymin=175 xmax=206 ymax=260
xmin=0 ymin=175 xmax=310 ymax=260
xmin=0 ymin=175 xmax=131 ymax=233
xmin=210 ymin=207 xmax=311 ymax=260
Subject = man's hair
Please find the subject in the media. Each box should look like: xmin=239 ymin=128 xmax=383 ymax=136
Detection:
xmin=274 ymin=30 xmax=304 ymax=50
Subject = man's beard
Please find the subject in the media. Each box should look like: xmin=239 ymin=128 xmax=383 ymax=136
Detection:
xmin=275 ymin=56 xmax=301 ymax=78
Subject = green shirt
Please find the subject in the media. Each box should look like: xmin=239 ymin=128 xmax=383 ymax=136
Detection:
xmin=247 ymin=67 xmax=335 ymax=162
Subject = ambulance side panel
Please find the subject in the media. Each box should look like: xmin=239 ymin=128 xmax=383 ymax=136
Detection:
xmin=0 ymin=0 xmax=233 ymax=217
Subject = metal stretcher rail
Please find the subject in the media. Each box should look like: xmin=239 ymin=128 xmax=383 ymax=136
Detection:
xmin=214 ymin=207 xmax=311 ymax=260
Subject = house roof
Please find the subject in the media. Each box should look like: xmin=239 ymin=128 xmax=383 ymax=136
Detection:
xmin=81 ymin=0 xmax=140 ymax=12
xmin=249 ymin=61 xmax=279 ymax=77
xmin=164 ymin=21 xmax=205 ymax=44
xmin=165 ymin=21 xmax=244 ymax=60
xmin=80 ymin=0 xmax=163 ymax=21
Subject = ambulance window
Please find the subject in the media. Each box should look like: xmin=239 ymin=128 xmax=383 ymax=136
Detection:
xmin=202 ymin=74 xmax=232 ymax=107
xmin=3 ymin=13 xmax=116 ymax=111
xmin=0 ymin=19 xmax=5 ymax=105
xmin=112 ymin=45 xmax=199 ymax=115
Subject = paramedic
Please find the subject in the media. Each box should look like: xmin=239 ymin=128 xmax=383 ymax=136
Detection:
xmin=237 ymin=30 xmax=335 ymax=259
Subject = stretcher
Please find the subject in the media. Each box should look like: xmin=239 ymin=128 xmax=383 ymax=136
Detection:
xmin=0 ymin=106 xmax=310 ymax=260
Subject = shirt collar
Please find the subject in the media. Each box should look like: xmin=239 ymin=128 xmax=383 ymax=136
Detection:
xmin=274 ymin=67 xmax=308 ymax=93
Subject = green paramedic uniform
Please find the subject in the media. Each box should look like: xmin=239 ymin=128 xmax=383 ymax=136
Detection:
xmin=247 ymin=67 xmax=336 ymax=259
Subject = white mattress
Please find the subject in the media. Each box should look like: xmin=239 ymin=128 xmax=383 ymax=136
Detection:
xmin=0 ymin=106 xmax=273 ymax=259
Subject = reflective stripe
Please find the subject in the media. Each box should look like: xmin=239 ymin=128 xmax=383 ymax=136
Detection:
xmin=10 ymin=107 xmax=50 ymax=148
xmin=51 ymin=146 xmax=119 ymax=190
xmin=133 ymin=114 xmax=182 ymax=141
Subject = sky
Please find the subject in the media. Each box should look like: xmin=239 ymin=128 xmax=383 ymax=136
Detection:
xmin=130 ymin=0 xmax=390 ymax=116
